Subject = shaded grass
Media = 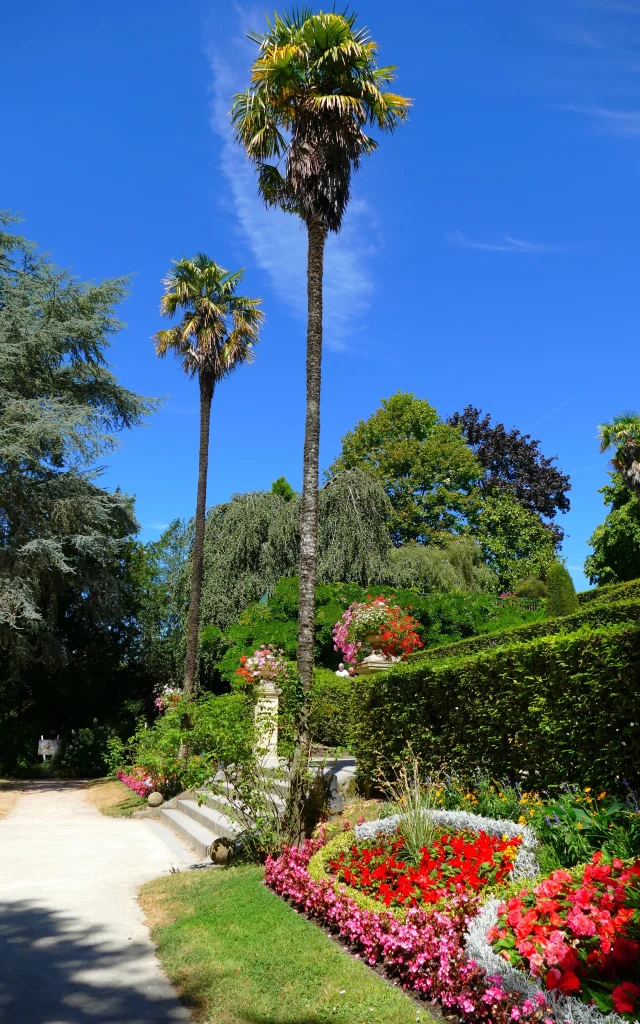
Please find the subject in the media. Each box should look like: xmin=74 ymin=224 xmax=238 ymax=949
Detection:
xmin=85 ymin=778 xmax=146 ymax=817
xmin=0 ymin=780 xmax=21 ymax=819
xmin=140 ymin=864 xmax=434 ymax=1024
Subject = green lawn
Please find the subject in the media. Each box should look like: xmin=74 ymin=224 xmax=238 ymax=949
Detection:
xmin=140 ymin=864 xmax=434 ymax=1024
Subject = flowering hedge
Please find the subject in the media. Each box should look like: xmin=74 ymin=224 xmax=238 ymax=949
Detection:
xmin=265 ymin=835 xmax=551 ymax=1024
xmin=352 ymin=622 xmax=640 ymax=792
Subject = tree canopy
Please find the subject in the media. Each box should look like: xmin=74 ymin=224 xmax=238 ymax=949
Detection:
xmin=475 ymin=494 xmax=557 ymax=591
xmin=328 ymin=392 xmax=482 ymax=544
xmin=448 ymin=405 xmax=570 ymax=543
xmin=0 ymin=217 xmax=157 ymax=770
xmin=585 ymin=472 xmax=640 ymax=585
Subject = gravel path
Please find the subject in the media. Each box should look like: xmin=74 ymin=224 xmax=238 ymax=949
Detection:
xmin=0 ymin=780 xmax=192 ymax=1024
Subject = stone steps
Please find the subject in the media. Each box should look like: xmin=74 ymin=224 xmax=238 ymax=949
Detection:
xmin=158 ymin=757 xmax=357 ymax=860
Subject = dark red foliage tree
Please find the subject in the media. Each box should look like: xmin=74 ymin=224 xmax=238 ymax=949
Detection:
xmin=448 ymin=406 xmax=570 ymax=544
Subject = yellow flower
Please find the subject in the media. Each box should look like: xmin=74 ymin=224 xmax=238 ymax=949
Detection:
xmin=598 ymin=791 xmax=606 ymax=800
xmin=577 ymin=822 xmax=583 ymax=830
xmin=518 ymin=815 xmax=527 ymax=824
xmin=585 ymin=787 xmax=592 ymax=793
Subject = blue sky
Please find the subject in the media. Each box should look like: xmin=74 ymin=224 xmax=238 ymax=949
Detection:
xmin=4 ymin=0 xmax=639 ymax=587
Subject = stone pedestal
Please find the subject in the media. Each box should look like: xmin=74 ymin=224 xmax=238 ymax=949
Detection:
xmin=355 ymin=633 xmax=400 ymax=675
xmin=254 ymin=680 xmax=281 ymax=767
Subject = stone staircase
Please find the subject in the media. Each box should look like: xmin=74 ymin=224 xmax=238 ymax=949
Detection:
xmin=154 ymin=758 xmax=356 ymax=861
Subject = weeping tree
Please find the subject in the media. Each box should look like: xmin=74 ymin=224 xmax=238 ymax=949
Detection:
xmin=154 ymin=256 xmax=264 ymax=696
xmin=232 ymin=7 xmax=410 ymax=840
xmin=198 ymin=469 xmax=392 ymax=632
xmin=598 ymin=413 xmax=640 ymax=502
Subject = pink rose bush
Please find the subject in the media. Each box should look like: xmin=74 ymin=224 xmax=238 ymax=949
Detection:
xmin=265 ymin=835 xmax=551 ymax=1024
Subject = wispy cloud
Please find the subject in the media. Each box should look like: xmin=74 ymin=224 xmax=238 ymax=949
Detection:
xmin=447 ymin=230 xmax=567 ymax=254
xmin=145 ymin=521 xmax=170 ymax=532
xmin=563 ymin=102 xmax=640 ymax=134
xmin=527 ymin=392 xmax=583 ymax=430
xmin=205 ymin=10 xmax=375 ymax=352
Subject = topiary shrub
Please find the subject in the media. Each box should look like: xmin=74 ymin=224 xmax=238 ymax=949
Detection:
xmin=545 ymin=562 xmax=579 ymax=616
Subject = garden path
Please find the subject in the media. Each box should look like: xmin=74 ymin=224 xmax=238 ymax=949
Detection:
xmin=0 ymin=780 xmax=192 ymax=1023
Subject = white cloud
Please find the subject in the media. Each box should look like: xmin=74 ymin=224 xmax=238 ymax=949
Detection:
xmin=145 ymin=521 xmax=170 ymax=532
xmin=446 ymin=230 xmax=567 ymax=254
xmin=206 ymin=12 xmax=375 ymax=352
xmin=563 ymin=103 xmax=640 ymax=135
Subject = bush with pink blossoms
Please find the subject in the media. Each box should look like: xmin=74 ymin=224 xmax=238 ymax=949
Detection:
xmin=116 ymin=767 xmax=155 ymax=798
xmin=265 ymin=837 xmax=552 ymax=1024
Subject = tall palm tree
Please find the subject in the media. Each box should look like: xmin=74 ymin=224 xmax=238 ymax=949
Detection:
xmin=154 ymin=255 xmax=263 ymax=695
xmin=599 ymin=412 xmax=640 ymax=500
xmin=232 ymin=9 xmax=410 ymax=838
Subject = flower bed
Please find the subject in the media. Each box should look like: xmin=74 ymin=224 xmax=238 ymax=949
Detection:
xmin=484 ymin=853 xmax=640 ymax=1020
xmin=116 ymin=767 xmax=155 ymax=798
xmin=328 ymin=829 xmax=522 ymax=908
xmin=266 ymin=835 xmax=551 ymax=1024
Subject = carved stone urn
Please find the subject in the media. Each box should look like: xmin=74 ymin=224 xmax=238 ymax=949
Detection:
xmin=355 ymin=632 xmax=400 ymax=675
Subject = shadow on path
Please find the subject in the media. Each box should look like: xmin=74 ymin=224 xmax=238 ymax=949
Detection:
xmin=0 ymin=901 xmax=189 ymax=1023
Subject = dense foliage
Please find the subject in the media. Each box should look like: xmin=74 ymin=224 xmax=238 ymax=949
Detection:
xmin=352 ymin=621 xmax=640 ymax=793
xmin=0 ymin=218 xmax=156 ymax=773
xmin=407 ymin=593 xmax=640 ymax=664
xmin=585 ymin=472 xmax=640 ymax=585
xmin=449 ymin=405 xmax=570 ymax=544
xmin=199 ymin=577 xmax=545 ymax=686
xmin=546 ymin=561 xmax=579 ymax=617
xmin=328 ymin=392 xmax=483 ymax=544
xmin=475 ymin=494 xmax=557 ymax=591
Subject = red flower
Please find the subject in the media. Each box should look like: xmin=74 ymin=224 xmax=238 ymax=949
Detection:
xmin=612 ymin=936 xmax=640 ymax=967
xmin=612 ymin=982 xmax=640 ymax=1015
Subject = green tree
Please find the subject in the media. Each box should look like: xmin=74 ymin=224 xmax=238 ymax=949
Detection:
xmin=598 ymin=412 xmax=640 ymax=501
xmin=546 ymin=561 xmax=579 ymax=617
xmin=198 ymin=469 xmax=392 ymax=632
xmin=329 ymin=392 xmax=483 ymax=544
xmin=232 ymin=11 xmax=410 ymax=838
xmin=384 ymin=537 xmax=496 ymax=594
xmin=585 ymin=472 xmax=640 ymax=585
xmin=476 ymin=494 xmax=556 ymax=591
xmin=0 ymin=216 xmax=156 ymax=769
xmin=271 ymin=476 xmax=296 ymax=501
xmin=154 ymin=256 xmax=263 ymax=696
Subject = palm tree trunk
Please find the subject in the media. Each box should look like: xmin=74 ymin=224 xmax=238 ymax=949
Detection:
xmin=286 ymin=219 xmax=326 ymax=844
xmin=183 ymin=372 xmax=214 ymax=695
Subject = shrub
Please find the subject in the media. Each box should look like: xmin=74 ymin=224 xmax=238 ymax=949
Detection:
xmin=59 ymin=724 xmax=115 ymax=778
xmin=546 ymin=561 xmax=579 ymax=616
xmin=352 ymin=621 xmax=640 ymax=794
xmin=406 ymin=594 xmax=640 ymax=664
xmin=578 ymin=576 xmax=640 ymax=606
xmin=307 ymin=670 xmax=353 ymax=748
xmin=200 ymin=578 xmax=546 ymax=685
xmin=514 ymin=577 xmax=548 ymax=600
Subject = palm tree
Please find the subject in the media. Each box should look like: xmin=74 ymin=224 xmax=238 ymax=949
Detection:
xmin=232 ymin=9 xmax=410 ymax=839
xmin=599 ymin=412 xmax=640 ymax=501
xmin=154 ymin=255 xmax=264 ymax=695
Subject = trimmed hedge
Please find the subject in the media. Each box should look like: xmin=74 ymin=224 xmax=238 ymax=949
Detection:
xmin=352 ymin=621 xmax=640 ymax=793
xmin=406 ymin=595 xmax=640 ymax=665
xmin=308 ymin=670 xmax=353 ymax=748
xmin=577 ymin=577 xmax=640 ymax=606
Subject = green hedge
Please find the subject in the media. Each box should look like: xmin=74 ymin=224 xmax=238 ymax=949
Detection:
xmin=577 ymin=578 xmax=640 ymax=607
xmin=308 ymin=670 xmax=353 ymax=748
xmin=352 ymin=621 xmax=640 ymax=793
xmin=406 ymin=596 xmax=640 ymax=665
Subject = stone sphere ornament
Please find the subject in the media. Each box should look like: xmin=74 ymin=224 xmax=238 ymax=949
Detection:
xmin=210 ymin=840 xmax=233 ymax=865
xmin=147 ymin=791 xmax=164 ymax=808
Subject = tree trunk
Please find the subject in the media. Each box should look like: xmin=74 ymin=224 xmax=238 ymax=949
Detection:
xmin=183 ymin=372 xmax=214 ymax=696
xmin=286 ymin=219 xmax=326 ymax=844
